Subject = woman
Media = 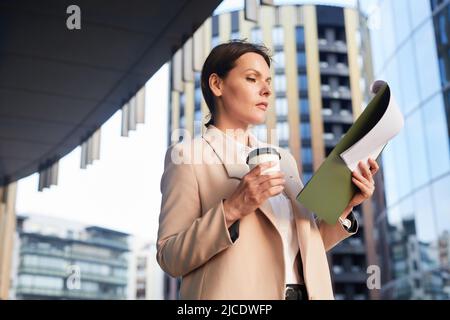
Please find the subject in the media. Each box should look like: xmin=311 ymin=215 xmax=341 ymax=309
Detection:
xmin=157 ymin=40 xmax=379 ymax=300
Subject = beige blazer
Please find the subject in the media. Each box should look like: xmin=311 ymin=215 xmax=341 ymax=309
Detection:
xmin=157 ymin=125 xmax=358 ymax=300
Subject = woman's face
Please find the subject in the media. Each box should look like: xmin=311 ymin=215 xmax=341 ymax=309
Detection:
xmin=213 ymin=52 xmax=272 ymax=126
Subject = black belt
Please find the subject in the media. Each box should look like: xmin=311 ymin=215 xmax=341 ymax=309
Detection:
xmin=285 ymin=284 xmax=308 ymax=300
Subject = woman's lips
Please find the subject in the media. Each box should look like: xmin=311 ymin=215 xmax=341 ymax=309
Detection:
xmin=256 ymin=103 xmax=268 ymax=111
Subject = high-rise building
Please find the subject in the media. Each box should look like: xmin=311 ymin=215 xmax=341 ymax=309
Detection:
xmin=166 ymin=3 xmax=377 ymax=300
xmin=11 ymin=214 xmax=130 ymax=300
xmin=132 ymin=242 xmax=165 ymax=300
xmin=360 ymin=0 xmax=450 ymax=299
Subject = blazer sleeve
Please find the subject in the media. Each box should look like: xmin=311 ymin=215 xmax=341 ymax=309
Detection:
xmin=316 ymin=212 xmax=358 ymax=252
xmin=156 ymin=143 xmax=237 ymax=278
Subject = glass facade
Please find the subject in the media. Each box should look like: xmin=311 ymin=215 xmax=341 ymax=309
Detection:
xmin=361 ymin=0 xmax=450 ymax=299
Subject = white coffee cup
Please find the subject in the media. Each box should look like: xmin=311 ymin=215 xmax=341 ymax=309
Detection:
xmin=246 ymin=147 xmax=281 ymax=175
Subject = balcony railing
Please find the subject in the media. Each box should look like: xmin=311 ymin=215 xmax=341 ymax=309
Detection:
xmin=319 ymin=62 xmax=349 ymax=76
xmin=321 ymin=87 xmax=352 ymax=100
xmin=318 ymin=39 xmax=348 ymax=53
xmin=20 ymin=246 xmax=128 ymax=267
xmin=15 ymin=286 xmax=126 ymax=300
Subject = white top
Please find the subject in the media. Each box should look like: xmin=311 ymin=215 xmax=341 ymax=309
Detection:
xmin=217 ymin=128 xmax=302 ymax=285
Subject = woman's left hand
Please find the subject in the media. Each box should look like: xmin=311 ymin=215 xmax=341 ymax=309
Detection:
xmin=347 ymin=158 xmax=379 ymax=209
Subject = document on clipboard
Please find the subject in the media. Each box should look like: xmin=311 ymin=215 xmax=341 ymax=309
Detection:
xmin=296 ymin=81 xmax=404 ymax=224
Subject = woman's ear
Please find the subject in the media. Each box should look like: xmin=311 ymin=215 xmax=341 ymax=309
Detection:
xmin=209 ymin=73 xmax=223 ymax=98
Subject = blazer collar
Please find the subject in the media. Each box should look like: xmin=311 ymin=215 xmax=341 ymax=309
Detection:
xmin=202 ymin=125 xmax=300 ymax=235
xmin=202 ymin=125 xmax=266 ymax=180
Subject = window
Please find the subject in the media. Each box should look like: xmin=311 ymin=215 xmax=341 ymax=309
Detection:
xmin=276 ymin=98 xmax=288 ymax=117
xmin=273 ymin=51 xmax=285 ymax=69
xmin=277 ymin=121 xmax=289 ymax=142
xmin=409 ymin=0 xmax=432 ymax=29
xmin=273 ymin=26 xmax=284 ymax=46
xmin=19 ymin=275 xmax=63 ymax=290
xmin=298 ymin=74 xmax=308 ymax=91
xmin=414 ymin=20 xmax=441 ymax=100
xmin=301 ymin=147 xmax=313 ymax=165
xmin=438 ymin=12 xmax=448 ymax=44
xmin=251 ymin=27 xmax=263 ymax=44
xmin=253 ymin=124 xmax=267 ymax=142
xmin=212 ymin=35 xmax=220 ymax=48
xmin=438 ymin=58 xmax=448 ymax=86
xmin=300 ymin=122 xmax=311 ymax=139
xmin=231 ymin=31 xmax=240 ymax=40
xmin=397 ymin=41 xmax=421 ymax=114
xmin=297 ymin=51 xmax=306 ymax=68
xmin=299 ymin=98 xmax=309 ymax=115
xmin=422 ymin=94 xmax=450 ymax=178
xmin=274 ymin=74 xmax=286 ymax=92
xmin=231 ymin=11 xmax=239 ymax=33
xmin=296 ymin=27 xmax=305 ymax=45
xmin=405 ymin=109 xmax=431 ymax=189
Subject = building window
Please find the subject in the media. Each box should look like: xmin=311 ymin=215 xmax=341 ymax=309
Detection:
xmin=251 ymin=27 xmax=263 ymax=44
xmin=252 ymin=124 xmax=267 ymax=142
xmin=273 ymin=51 xmax=285 ymax=69
xmin=231 ymin=31 xmax=240 ymax=40
xmin=273 ymin=26 xmax=284 ymax=47
xmin=300 ymin=122 xmax=311 ymax=139
xmin=300 ymin=98 xmax=309 ymax=115
xmin=301 ymin=147 xmax=313 ymax=165
xmin=231 ymin=11 xmax=239 ymax=34
xmin=276 ymin=98 xmax=288 ymax=117
xmin=296 ymin=26 xmax=305 ymax=45
xmin=277 ymin=121 xmax=289 ymax=142
xmin=212 ymin=15 xmax=219 ymax=37
xmin=297 ymin=51 xmax=306 ymax=68
xmin=212 ymin=35 xmax=220 ymax=48
xmin=439 ymin=58 xmax=448 ymax=86
xmin=275 ymin=74 xmax=287 ymax=92
xmin=298 ymin=74 xmax=308 ymax=91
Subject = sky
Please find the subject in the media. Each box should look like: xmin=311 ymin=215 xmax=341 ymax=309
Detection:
xmin=15 ymin=0 xmax=358 ymax=245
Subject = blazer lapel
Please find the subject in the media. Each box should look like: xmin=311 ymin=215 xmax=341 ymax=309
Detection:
xmin=202 ymin=126 xmax=280 ymax=232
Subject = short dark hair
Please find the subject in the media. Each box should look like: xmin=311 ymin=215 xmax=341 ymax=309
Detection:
xmin=200 ymin=39 xmax=272 ymax=127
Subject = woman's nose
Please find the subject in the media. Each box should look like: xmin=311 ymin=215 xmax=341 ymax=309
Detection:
xmin=261 ymin=83 xmax=271 ymax=97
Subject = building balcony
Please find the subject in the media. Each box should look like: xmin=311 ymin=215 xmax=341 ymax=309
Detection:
xmin=323 ymin=133 xmax=341 ymax=147
xmin=321 ymin=109 xmax=354 ymax=124
xmin=332 ymin=270 xmax=367 ymax=283
xmin=320 ymin=85 xmax=352 ymax=100
xmin=331 ymin=240 xmax=366 ymax=255
xmin=81 ymin=272 xmax=128 ymax=285
xmin=318 ymin=39 xmax=348 ymax=53
xmin=18 ymin=265 xmax=66 ymax=278
xmin=319 ymin=62 xmax=349 ymax=76
xmin=86 ymin=237 xmax=129 ymax=251
xmin=18 ymin=265 xmax=127 ymax=286
xmin=15 ymin=286 xmax=126 ymax=300
xmin=20 ymin=246 xmax=128 ymax=268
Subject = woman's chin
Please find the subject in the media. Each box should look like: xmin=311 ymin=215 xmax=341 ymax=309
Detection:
xmin=249 ymin=115 xmax=266 ymax=126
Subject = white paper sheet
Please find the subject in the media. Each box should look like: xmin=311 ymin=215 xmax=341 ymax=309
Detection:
xmin=340 ymin=82 xmax=404 ymax=175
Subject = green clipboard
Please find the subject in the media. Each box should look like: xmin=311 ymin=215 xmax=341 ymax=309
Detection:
xmin=296 ymin=83 xmax=391 ymax=225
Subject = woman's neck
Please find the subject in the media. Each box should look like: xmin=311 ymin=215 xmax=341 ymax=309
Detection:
xmin=214 ymin=121 xmax=250 ymax=147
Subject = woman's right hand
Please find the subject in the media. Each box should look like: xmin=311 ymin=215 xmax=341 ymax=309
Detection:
xmin=223 ymin=161 xmax=285 ymax=227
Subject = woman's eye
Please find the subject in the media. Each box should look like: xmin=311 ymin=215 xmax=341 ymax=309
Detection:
xmin=246 ymin=77 xmax=256 ymax=82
